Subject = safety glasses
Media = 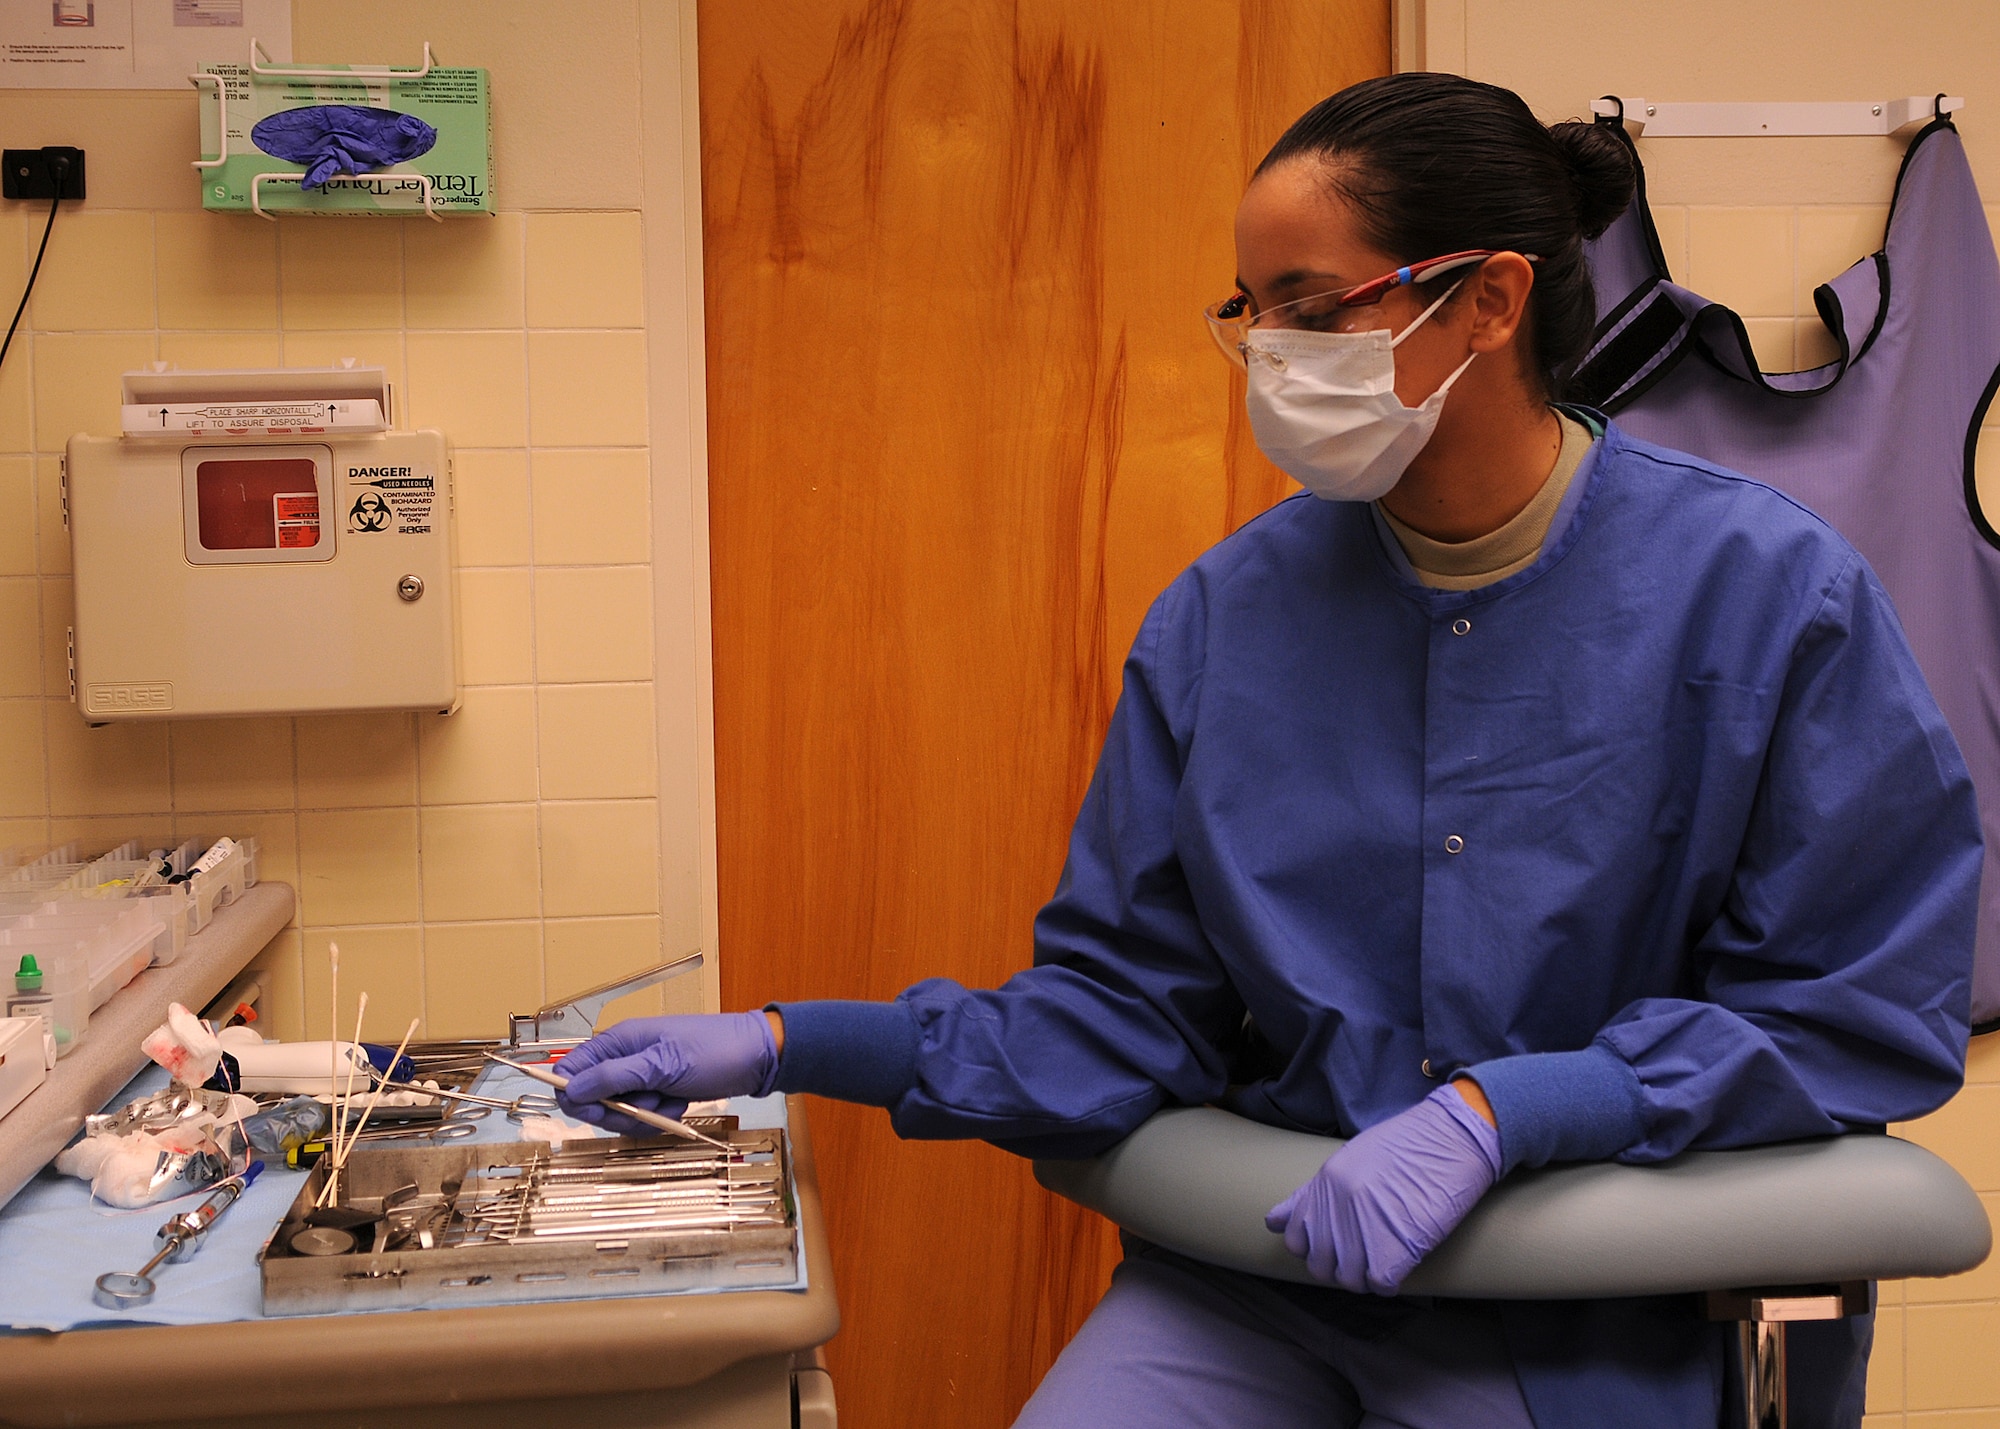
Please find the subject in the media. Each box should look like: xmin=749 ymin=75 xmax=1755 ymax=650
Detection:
xmin=1203 ymin=250 xmax=1531 ymax=368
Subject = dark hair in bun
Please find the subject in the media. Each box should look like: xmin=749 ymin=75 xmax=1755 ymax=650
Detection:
xmin=1259 ymin=73 xmax=1635 ymax=398
xmin=1548 ymin=118 xmax=1639 ymax=240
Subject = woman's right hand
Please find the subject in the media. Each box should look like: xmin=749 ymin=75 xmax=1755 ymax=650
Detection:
xmin=553 ymin=1012 xmax=780 ymax=1134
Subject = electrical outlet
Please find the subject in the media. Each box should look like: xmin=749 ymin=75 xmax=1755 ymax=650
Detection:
xmin=2 ymin=147 xmax=86 ymax=201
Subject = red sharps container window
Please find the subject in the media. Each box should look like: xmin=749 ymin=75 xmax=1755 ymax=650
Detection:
xmin=194 ymin=458 xmax=322 ymax=550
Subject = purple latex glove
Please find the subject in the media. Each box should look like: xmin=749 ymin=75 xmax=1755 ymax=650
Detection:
xmin=1264 ymin=1083 xmax=1503 ymax=1295
xmin=251 ymin=105 xmax=438 ymax=190
xmin=553 ymin=1012 xmax=779 ymax=1136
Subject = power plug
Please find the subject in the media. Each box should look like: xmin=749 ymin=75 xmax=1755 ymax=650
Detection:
xmin=3 ymin=147 xmax=86 ymax=201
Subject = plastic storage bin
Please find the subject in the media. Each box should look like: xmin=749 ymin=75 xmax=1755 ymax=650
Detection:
xmin=0 ymin=1015 xmax=56 ymax=1123
xmin=0 ymin=935 xmax=92 ymax=1057
xmin=0 ymin=832 xmax=263 ymax=1051
xmin=12 ymin=903 xmax=165 ymax=1010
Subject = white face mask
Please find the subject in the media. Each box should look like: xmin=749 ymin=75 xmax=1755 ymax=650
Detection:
xmin=1241 ymin=281 xmax=1475 ymax=502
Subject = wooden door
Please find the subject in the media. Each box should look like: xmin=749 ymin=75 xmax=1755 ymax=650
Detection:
xmin=699 ymin=3 xmax=1388 ymax=1423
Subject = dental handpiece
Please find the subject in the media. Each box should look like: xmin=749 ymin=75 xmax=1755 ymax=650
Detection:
xmin=481 ymin=1052 xmax=734 ymax=1152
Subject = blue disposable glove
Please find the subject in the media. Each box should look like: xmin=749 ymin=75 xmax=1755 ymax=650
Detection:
xmin=1264 ymin=1083 xmax=1503 ymax=1295
xmin=251 ymin=104 xmax=439 ymax=190
xmin=553 ymin=1012 xmax=779 ymax=1136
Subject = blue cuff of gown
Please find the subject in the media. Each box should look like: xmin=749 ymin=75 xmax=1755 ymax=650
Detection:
xmin=1466 ymin=1042 xmax=1646 ymax=1174
xmin=768 ymin=999 xmax=921 ymax=1108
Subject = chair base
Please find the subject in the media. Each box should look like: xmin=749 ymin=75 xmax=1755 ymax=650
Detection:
xmin=1705 ymin=1282 xmax=1868 ymax=1429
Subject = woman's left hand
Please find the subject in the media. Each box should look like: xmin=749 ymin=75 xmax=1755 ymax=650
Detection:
xmin=1264 ymin=1082 xmax=1503 ymax=1294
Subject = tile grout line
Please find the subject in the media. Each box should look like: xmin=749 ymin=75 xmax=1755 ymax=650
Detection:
xmin=397 ymin=219 xmax=428 ymax=1039
xmin=1899 ymin=1267 xmax=1908 ymax=1425
xmin=1800 ymin=209 xmax=1816 ymax=372
xmin=288 ymin=713 xmax=303 ymax=950
xmin=522 ymin=213 xmax=549 ymax=1007
xmin=20 ymin=266 xmax=52 ymax=845
xmin=25 ymin=200 xmax=52 ymax=840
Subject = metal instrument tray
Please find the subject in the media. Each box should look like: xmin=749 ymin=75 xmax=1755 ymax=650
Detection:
xmin=259 ymin=1121 xmax=796 ymax=1316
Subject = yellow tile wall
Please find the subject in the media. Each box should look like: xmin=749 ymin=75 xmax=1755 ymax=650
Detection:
xmin=1669 ymin=202 xmax=1892 ymax=376
xmin=1873 ymin=1035 xmax=2000 ymax=1424
xmin=1674 ymin=191 xmax=2000 ymax=1429
xmin=0 ymin=206 xmax=700 ymax=1043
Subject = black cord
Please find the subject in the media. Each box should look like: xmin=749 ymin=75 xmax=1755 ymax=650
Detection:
xmin=0 ymin=157 xmax=68 ymax=375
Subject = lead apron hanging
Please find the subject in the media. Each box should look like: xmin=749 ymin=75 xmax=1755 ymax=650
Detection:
xmin=1575 ymin=115 xmax=2000 ymax=1031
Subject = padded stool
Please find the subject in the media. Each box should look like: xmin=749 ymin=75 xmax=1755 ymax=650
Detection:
xmin=1037 ymin=1109 xmax=1992 ymax=1428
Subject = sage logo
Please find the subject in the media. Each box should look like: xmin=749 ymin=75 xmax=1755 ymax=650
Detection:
xmin=86 ymin=683 xmax=173 ymax=713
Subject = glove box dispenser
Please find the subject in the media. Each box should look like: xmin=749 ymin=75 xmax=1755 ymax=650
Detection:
xmin=65 ymin=366 xmax=458 ymax=722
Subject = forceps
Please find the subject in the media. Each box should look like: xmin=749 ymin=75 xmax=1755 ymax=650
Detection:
xmin=363 ymin=1073 xmax=560 ymax=1123
xmin=482 ymin=1052 xmax=734 ymax=1151
xmin=288 ymin=1117 xmax=480 ymax=1169
xmin=353 ymin=1117 xmax=482 ymax=1143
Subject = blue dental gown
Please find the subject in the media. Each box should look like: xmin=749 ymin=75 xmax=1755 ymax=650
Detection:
xmin=782 ymin=421 xmax=1980 ymax=1426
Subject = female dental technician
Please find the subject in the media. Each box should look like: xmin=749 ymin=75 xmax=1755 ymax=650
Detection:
xmin=556 ymin=74 xmax=1980 ymax=1429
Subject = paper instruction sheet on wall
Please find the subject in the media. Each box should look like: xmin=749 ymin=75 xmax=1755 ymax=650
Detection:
xmin=0 ymin=0 xmax=288 ymax=88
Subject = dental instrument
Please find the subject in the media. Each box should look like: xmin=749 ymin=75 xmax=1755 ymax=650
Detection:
xmin=439 ymin=1139 xmax=787 ymax=1246
xmin=481 ymin=1051 xmax=734 ymax=1152
xmin=92 ymin=1160 xmax=264 ymax=1310
xmin=506 ymin=951 xmax=705 ymax=1051
xmin=362 ymin=1071 xmax=558 ymax=1122
xmin=288 ymin=1117 xmax=480 ymax=1169
xmin=260 ymin=1127 xmax=796 ymax=1314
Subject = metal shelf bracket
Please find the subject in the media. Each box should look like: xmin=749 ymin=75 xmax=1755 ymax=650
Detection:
xmin=1592 ymin=94 xmax=1965 ymax=139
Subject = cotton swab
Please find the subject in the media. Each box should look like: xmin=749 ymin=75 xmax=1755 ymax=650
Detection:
xmin=329 ymin=1018 xmax=420 ymax=1178
xmin=481 ymin=1051 xmax=734 ymax=1152
xmin=316 ymin=992 xmax=368 ymax=1208
xmin=333 ymin=992 xmax=368 ymax=1203
xmin=325 ymin=941 xmax=339 ymax=1202
xmin=326 ymin=941 xmax=339 ymax=1125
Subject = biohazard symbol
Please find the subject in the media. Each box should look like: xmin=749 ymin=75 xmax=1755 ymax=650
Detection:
xmin=349 ymin=491 xmax=392 ymax=533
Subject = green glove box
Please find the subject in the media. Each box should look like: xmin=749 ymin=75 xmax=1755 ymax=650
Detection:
xmin=195 ymin=59 xmax=492 ymax=216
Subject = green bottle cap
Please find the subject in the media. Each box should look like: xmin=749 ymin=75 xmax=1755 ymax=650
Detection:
xmin=15 ymin=953 xmax=42 ymax=993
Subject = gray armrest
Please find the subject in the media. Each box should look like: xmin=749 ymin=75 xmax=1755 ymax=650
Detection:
xmin=1034 ymin=1107 xmax=1991 ymax=1299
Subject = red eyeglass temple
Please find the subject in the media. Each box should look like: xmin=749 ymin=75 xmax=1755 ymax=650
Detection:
xmin=1217 ymin=250 xmax=1537 ymax=321
xmin=1336 ymin=249 xmax=1517 ymax=307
